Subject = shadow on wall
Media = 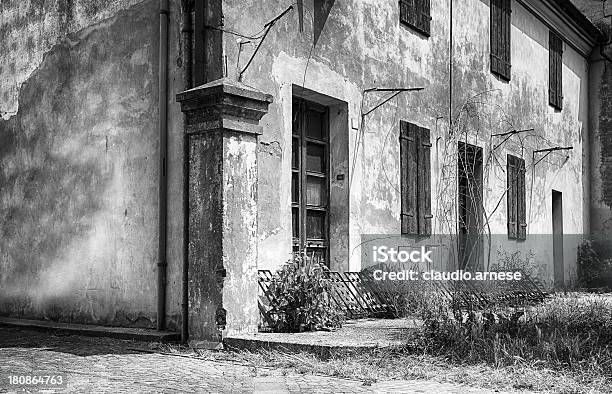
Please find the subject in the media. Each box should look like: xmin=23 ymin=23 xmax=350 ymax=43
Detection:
xmin=0 ymin=0 xmax=159 ymax=327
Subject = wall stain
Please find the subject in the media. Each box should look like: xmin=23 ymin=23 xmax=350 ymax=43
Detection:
xmin=0 ymin=0 xmax=160 ymax=327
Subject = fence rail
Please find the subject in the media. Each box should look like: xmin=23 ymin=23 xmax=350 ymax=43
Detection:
xmin=257 ymin=269 xmax=548 ymax=328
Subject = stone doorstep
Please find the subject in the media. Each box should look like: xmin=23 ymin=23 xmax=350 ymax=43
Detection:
xmin=223 ymin=335 xmax=399 ymax=360
xmin=0 ymin=317 xmax=180 ymax=342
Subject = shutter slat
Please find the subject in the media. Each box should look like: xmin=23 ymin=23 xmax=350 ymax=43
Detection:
xmin=417 ymin=127 xmax=432 ymax=235
xmin=507 ymin=155 xmax=518 ymax=239
xmin=400 ymin=121 xmax=418 ymax=234
xmin=421 ymin=0 xmax=431 ymax=35
xmin=518 ymin=158 xmax=527 ymax=240
xmin=549 ymin=32 xmax=563 ymax=109
xmin=490 ymin=0 xmax=511 ymax=80
xmin=503 ymin=0 xmax=511 ymax=78
xmin=490 ymin=0 xmax=498 ymax=73
xmin=549 ymin=33 xmax=555 ymax=106
xmin=400 ymin=0 xmax=430 ymax=36
xmin=416 ymin=0 xmax=422 ymax=31
xmin=557 ymin=37 xmax=563 ymax=108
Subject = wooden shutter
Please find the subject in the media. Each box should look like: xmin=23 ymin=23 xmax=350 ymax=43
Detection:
xmin=557 ymin=34 xmax=564 ymax=108
xmin=507 ymin=155 xmax=526 ymax=240
xmin=400 ymin=121 xmax=418 ymax=234
xmin=507 ymin=155 xmax=518 ymax=239
xmin=400 ymin=0 xmax=416 ymax=29
xmin=417 ymin=126 xmax=432 ymax=235
xmin=490 ymin=0 xmax=498 ymax=70
xmin=517 ymin=158 xmax=526 ymax=240
xmin=549 ymin=33 xmax=557 ymax=107
xmin=297 ymin=0 xmax=304 ymax=32
xmin=549 ymin=32 xmax=563 ymax=109
xmin=400 ymin=0 xmax=431 ymax=37
xmin=501 ymin=0 xmax=511 ymax=78
xmin=490 ymin=0 xmax=511 ymax=80
xmin=420 ymin=0 xmax=431 ymax=36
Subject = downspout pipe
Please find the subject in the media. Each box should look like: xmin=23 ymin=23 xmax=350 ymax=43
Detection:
xmin=180 ymin=0 xmax=194 ymax=344
xmin=157 ymin=0 xmax=169 ymax=332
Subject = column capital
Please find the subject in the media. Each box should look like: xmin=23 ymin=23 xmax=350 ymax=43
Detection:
xmin=177 ymin=78 xmax=273 ymax=136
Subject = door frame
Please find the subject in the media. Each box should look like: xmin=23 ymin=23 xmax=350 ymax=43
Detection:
xmin=292 ymin=98 xmax=331 ymax=266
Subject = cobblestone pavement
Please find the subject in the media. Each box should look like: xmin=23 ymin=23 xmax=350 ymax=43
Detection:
xmin=0 ymin=327 xmax=497 ymax=393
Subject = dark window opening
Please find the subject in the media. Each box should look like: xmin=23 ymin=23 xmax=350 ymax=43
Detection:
xmin=458 ymin=142 xmax=484 ymax=270
xmin=292 ymin=99 xmax=330 ymax=266
xmin=552 ymin=190 xmax=564 ymax=287
xmin=549 ymin=31 xmax=563 ymax=110
xmin=400 ymin=121 xmax=432 ymax=235
xmin=507 ymin=154 xmax=527 ymax=240
xmin=490 ymin=0 xmax=512 ymax=80
xmin=399 ymin=0 xmax=432 ymax=37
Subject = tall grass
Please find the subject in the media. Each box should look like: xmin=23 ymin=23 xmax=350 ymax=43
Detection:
xmin=415 ymin=293 xmax=612 ymax=377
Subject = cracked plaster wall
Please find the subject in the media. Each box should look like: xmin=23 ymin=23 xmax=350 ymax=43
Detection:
xmin=573 ymin=0 xmax=612 ymax=259
xmin=0 ymin=0 xmax=186 ymax=328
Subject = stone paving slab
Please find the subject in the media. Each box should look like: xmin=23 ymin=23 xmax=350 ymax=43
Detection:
xmin=0 ymin=317 xmax=180 ymax=342
xmin=0 ymin=327 xmax=505 ymax=393
xmin=225 ymin=318 xmax=421 ymax=358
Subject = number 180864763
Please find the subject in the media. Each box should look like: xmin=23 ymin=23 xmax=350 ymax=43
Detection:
xmin=6 ymin=374 xmax=67 ymax=388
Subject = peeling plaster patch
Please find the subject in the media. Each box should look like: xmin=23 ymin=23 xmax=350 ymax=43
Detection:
xmin=259 ymin=140 xmax=282 ymax=158
xmin=366 ymin=196 xmax=392 ymax=212
xmin=0 ymin=0 xmax=148 ymax=119
xmin=130 ymin=46 xmax=150 ymax=66
xmin=258 ymin=226 xmax=283 ymax=240
xmin=226 ymin=136 xmax=243 ymax=158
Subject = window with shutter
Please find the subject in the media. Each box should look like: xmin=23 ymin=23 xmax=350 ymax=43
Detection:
xmin=507 ymin=154 xmax=526 ymax=240
xmin=490 ymin=0 xmax=512 ymax=80
xmin=399 ymin=0 xmax=432 ymax=37
xmin=400 ymin=121 xmax=432 ymax=235
xmin=549 ymin=32 xmax=563 ymax=110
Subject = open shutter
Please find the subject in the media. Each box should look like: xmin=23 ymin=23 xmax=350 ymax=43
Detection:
xmin=507 ymin=155 xmax=518 ymax=239
xmin=549 ymin=32 xmax=563 ymax=109
xmin=399 ymin=0 xmax=416 ymax=29
xmin=490 ymin=0 xmax=511 ymax=80
xmin=297 ymin=0 xmax=304 ymax=32
xmin=517 ymin=158 xmax=526 ymax=240
xmin=400 ymin=121 xmax=418 ymax=234
xmin=549 ymin=33 xmax=556 ymax=107
xmin=420 ymin=0 xmax=432 ymax=36
xmin=400 ymin=0 xmax=431 ymax=36
xmin=556 ymin=38 xmax=563 ymax=109
xmin=501 ymin=0 xmax=511 ymax=78
xmin=417 ymin=127 xmax=432 ymax=235
xmin=490 ymin=0 xmax=499 ymax=74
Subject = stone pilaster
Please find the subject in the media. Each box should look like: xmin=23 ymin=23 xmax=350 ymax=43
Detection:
xmin=177 ymin=78 xmax=272 ymax=344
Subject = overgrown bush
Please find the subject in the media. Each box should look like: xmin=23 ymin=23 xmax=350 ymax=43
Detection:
xmin=415 ymin=294 xmax=612 ymax=375
xmin=577 ymin=240 xmax=612 ymax=289
xmin=266 ymin=254 xmax=344 ymax=333
xmin=492 ymin=249 xmax=538 ymax=280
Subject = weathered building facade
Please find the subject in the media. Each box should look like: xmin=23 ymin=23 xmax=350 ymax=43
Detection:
xmin=0 ymin=0 xmax=609 ymax=340
xmin=574 ymin=0 xmax=612 ymax=259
